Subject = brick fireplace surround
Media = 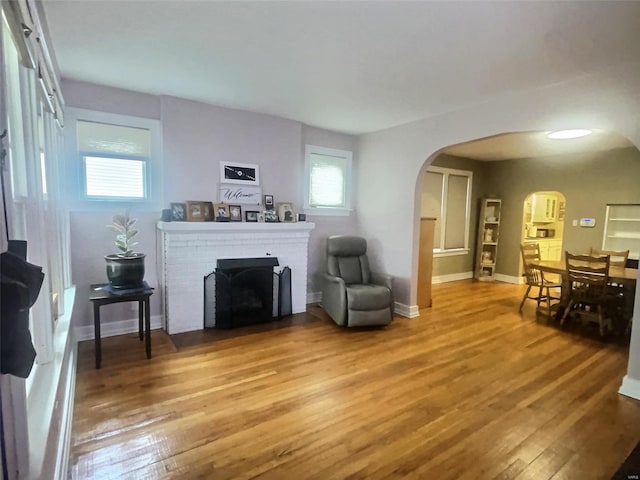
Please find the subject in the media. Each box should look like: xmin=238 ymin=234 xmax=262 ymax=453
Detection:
xmin=156 ymin=221 xmax=315 ymax=334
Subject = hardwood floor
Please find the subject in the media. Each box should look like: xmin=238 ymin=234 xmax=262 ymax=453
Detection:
xmin=70 ymin=280 xmax=640 ymax=479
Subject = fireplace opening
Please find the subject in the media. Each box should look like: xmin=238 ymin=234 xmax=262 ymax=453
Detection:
xmin=204 ymin=257 xmax=291 ymax=329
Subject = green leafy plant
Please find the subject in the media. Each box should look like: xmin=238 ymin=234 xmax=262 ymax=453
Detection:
xmin=107 ymin=210 xmax=139 ymax=257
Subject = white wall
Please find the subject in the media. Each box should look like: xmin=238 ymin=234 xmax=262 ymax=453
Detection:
xmin=357 ymin=63 xmax=640 ymax=307
xmin=61 ymin=80 xmax=358 ymax=328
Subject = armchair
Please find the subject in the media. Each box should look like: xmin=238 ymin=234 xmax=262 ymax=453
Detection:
xmin=322 ymin=235 xmax=394 ymax=327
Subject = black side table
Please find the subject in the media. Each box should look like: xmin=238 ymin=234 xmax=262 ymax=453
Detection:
xmin=89 ymin=283 xmax=154 ymax=369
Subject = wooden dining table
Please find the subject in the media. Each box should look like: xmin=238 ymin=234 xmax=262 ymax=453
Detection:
xmin=531 ymin=259 xmax=638 ymax=331
xmin=531 ymin=260 xmax=638 ymax=286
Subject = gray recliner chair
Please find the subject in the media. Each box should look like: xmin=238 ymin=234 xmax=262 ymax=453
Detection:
xmin=322 ymin=235 xmax=394 ymax=327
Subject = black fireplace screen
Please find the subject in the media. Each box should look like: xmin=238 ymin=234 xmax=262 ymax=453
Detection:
xmin=204 ymin=257 xmax=291 ymax=329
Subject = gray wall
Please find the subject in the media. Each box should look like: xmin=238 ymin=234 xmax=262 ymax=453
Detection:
xmin=485 ymin=146 xmax=640 ymax=277
xmin=427 ymin=154 xmax=490 ymax=276
xmin=422 ymin=147 xmax=640 ymax=280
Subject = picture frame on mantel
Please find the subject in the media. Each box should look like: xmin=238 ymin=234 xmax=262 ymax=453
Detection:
xmin=276 ymin=202 xmax=296 ymax=223
xmin=214 ymin=203 xmax=230 ymax=222
xmin=229 ymin=205 xmax=242 ymax=222
xmin=186 ymin=201 xmax=206 ymax=221
xmin=220 ymin=161 xmax=260 ymax=186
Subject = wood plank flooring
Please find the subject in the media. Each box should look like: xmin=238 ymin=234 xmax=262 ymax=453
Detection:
xmin=70 ymin=280 xmax=640 ymax=479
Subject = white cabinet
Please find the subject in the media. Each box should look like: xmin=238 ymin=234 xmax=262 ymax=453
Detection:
xmin=531 ymin=193 xmax=558 ymax=223
xmin=603 ymin=204 xmax=640 ymax=259
xmin=548 ymin=240 xmax=562 ymax=261
xmin=530 ymin=240 xmax=562 ymax=261
xmin=475 ymin=198 xmax=501 ymax=281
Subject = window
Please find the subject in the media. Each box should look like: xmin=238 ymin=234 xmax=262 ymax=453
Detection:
xmin=66 ymin=108 xmax=161 ymax=209
xmin=422 ymin=167 xmax=473 ymax=255
xmin=304 ymin=145 xmax=352 ymax=215
xmin=77 ymin=119 xmax=151 ymax=201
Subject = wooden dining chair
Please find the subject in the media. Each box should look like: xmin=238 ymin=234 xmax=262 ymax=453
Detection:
xmin=560 ymin=252 xmax=613 ymax=336
xmin=519 ymin=243 xmax=562 ymax=318
xmin=589 ymin=247 xmax=629 ymax=268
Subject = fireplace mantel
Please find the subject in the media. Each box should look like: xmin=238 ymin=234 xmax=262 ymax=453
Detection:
xmin=156 ymin=221 xmax=315 ymax=334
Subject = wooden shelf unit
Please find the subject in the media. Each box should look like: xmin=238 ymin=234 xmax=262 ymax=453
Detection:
xmin=475 ymin=198 xmax=502 ymax=281
xmin=603 ymin=204 xmax=640 ymax=259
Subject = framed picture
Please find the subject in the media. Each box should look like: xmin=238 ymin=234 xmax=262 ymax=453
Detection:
xmin=277 ymin=202 xmax=296 ymax=223
xmin=202 ymin=202 xmax=214 ymax=221
xmin=218 ymin=184 xmax=262 ymax=205
xmin=245 ymin=210 xmax=259 ymax=222
xmin=229 ymin=204 xmax=242 ymax=222
xmin=264 ymin=210 xmax=279 ymax=223
xmin=171 ymin=202 xmax=186 ymax=221
xmin=264 ymin=194 xmax=274 ymax=210
xmin=220 ymin=161 xmax=260 ymax=186
xmin=214 ymin=203 xmax=230 ymax=222
xmin=297 ymin=213 xmax=306 ymax=222
xmin=186 ymin=201 xmax=206 ymax=221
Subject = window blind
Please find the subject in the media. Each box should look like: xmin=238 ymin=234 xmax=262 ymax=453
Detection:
xmin=77 ymin=120 xmax=150 ymax=200
xmin=84 ymin=156 xmax=145 ymax=198
xmin=308 ymin=153 xmax=346 ymax=207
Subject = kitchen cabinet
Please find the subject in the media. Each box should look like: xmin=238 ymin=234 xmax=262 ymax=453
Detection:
xmin=529 ymin=239 xmax=562 ymax=261
xmin=475 ymin=198 xmax=501 ymax=281
xmin=603 ymin=204 xmax=640 ymax=259
xmin=531 ymin=193 xmax=558 ymax=223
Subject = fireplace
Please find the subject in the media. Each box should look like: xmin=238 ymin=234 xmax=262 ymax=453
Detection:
xmin=157 ymin=221 xmax=314 ymax=334
xmin=204 ymin=257 xmax=292 ymax=329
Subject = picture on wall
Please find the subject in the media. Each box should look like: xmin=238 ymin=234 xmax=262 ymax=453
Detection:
xmin=220 ymin=161 xmax=260 ymax=185
xmin=264 ymin=195 xmax=274 ymax=210
xmin=218 ymin=184 xmax=262 ymax=205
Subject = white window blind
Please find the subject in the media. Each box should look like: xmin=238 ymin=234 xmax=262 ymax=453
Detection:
xmin=77 ymin=120 xmax=150 ymax=200
xmin=309 ymin=153 xmax=346 ymax=207
xmin=84 ymin=156 xmax=145 ymax=198
xmin=304 ymin=145 xmax=352 ymax=215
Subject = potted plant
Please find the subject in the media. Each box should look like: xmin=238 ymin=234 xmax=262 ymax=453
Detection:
xmin=105 ymin=210 xmax=145 ymax=289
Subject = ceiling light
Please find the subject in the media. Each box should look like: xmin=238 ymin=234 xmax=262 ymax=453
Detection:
xmin=546 ymin=129 xmax=593 ymax=139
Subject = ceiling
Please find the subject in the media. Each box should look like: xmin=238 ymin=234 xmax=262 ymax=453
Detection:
xmin=42 ymin=1 xmax=640 ymax=158
xmin=442 ymin=130 xmax=634 ymax=161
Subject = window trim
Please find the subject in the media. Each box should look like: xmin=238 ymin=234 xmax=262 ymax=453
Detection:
xmin=303 ymin=144 xmax=353 ymax=216
xmin=65 ymin=107 xmax=162 ymax=211
xmin=426 ymin=166 xmax=473 ymax=256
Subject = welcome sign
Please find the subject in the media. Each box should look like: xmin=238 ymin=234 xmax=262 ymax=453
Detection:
xmin=218 ymin=183 xmax=262 ymax=205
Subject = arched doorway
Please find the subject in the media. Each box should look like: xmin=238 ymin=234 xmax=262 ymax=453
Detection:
xmin=520 ymin=190 xmax=567 ymax=276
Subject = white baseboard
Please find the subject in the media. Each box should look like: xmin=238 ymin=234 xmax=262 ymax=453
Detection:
xmin=75 ymin=315 xmax=164 ymax=342
xmin=619 ymin=375 xmax=640 ymax=400
xmin=395 ymin=302 xmax=420 ymax=318
xmin=493 ymin=273 xmax=524 ymax=284
xmin=432 ymin=271 xmax=473 ymax=284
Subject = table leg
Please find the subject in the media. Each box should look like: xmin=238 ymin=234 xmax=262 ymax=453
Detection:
xmin=138 ymin=300 xmax=144 ymax=341
xmin=145 ymin=296 xmax=151 ymax=359
xmin=93 ymin=302 xmax=101 ymax=369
